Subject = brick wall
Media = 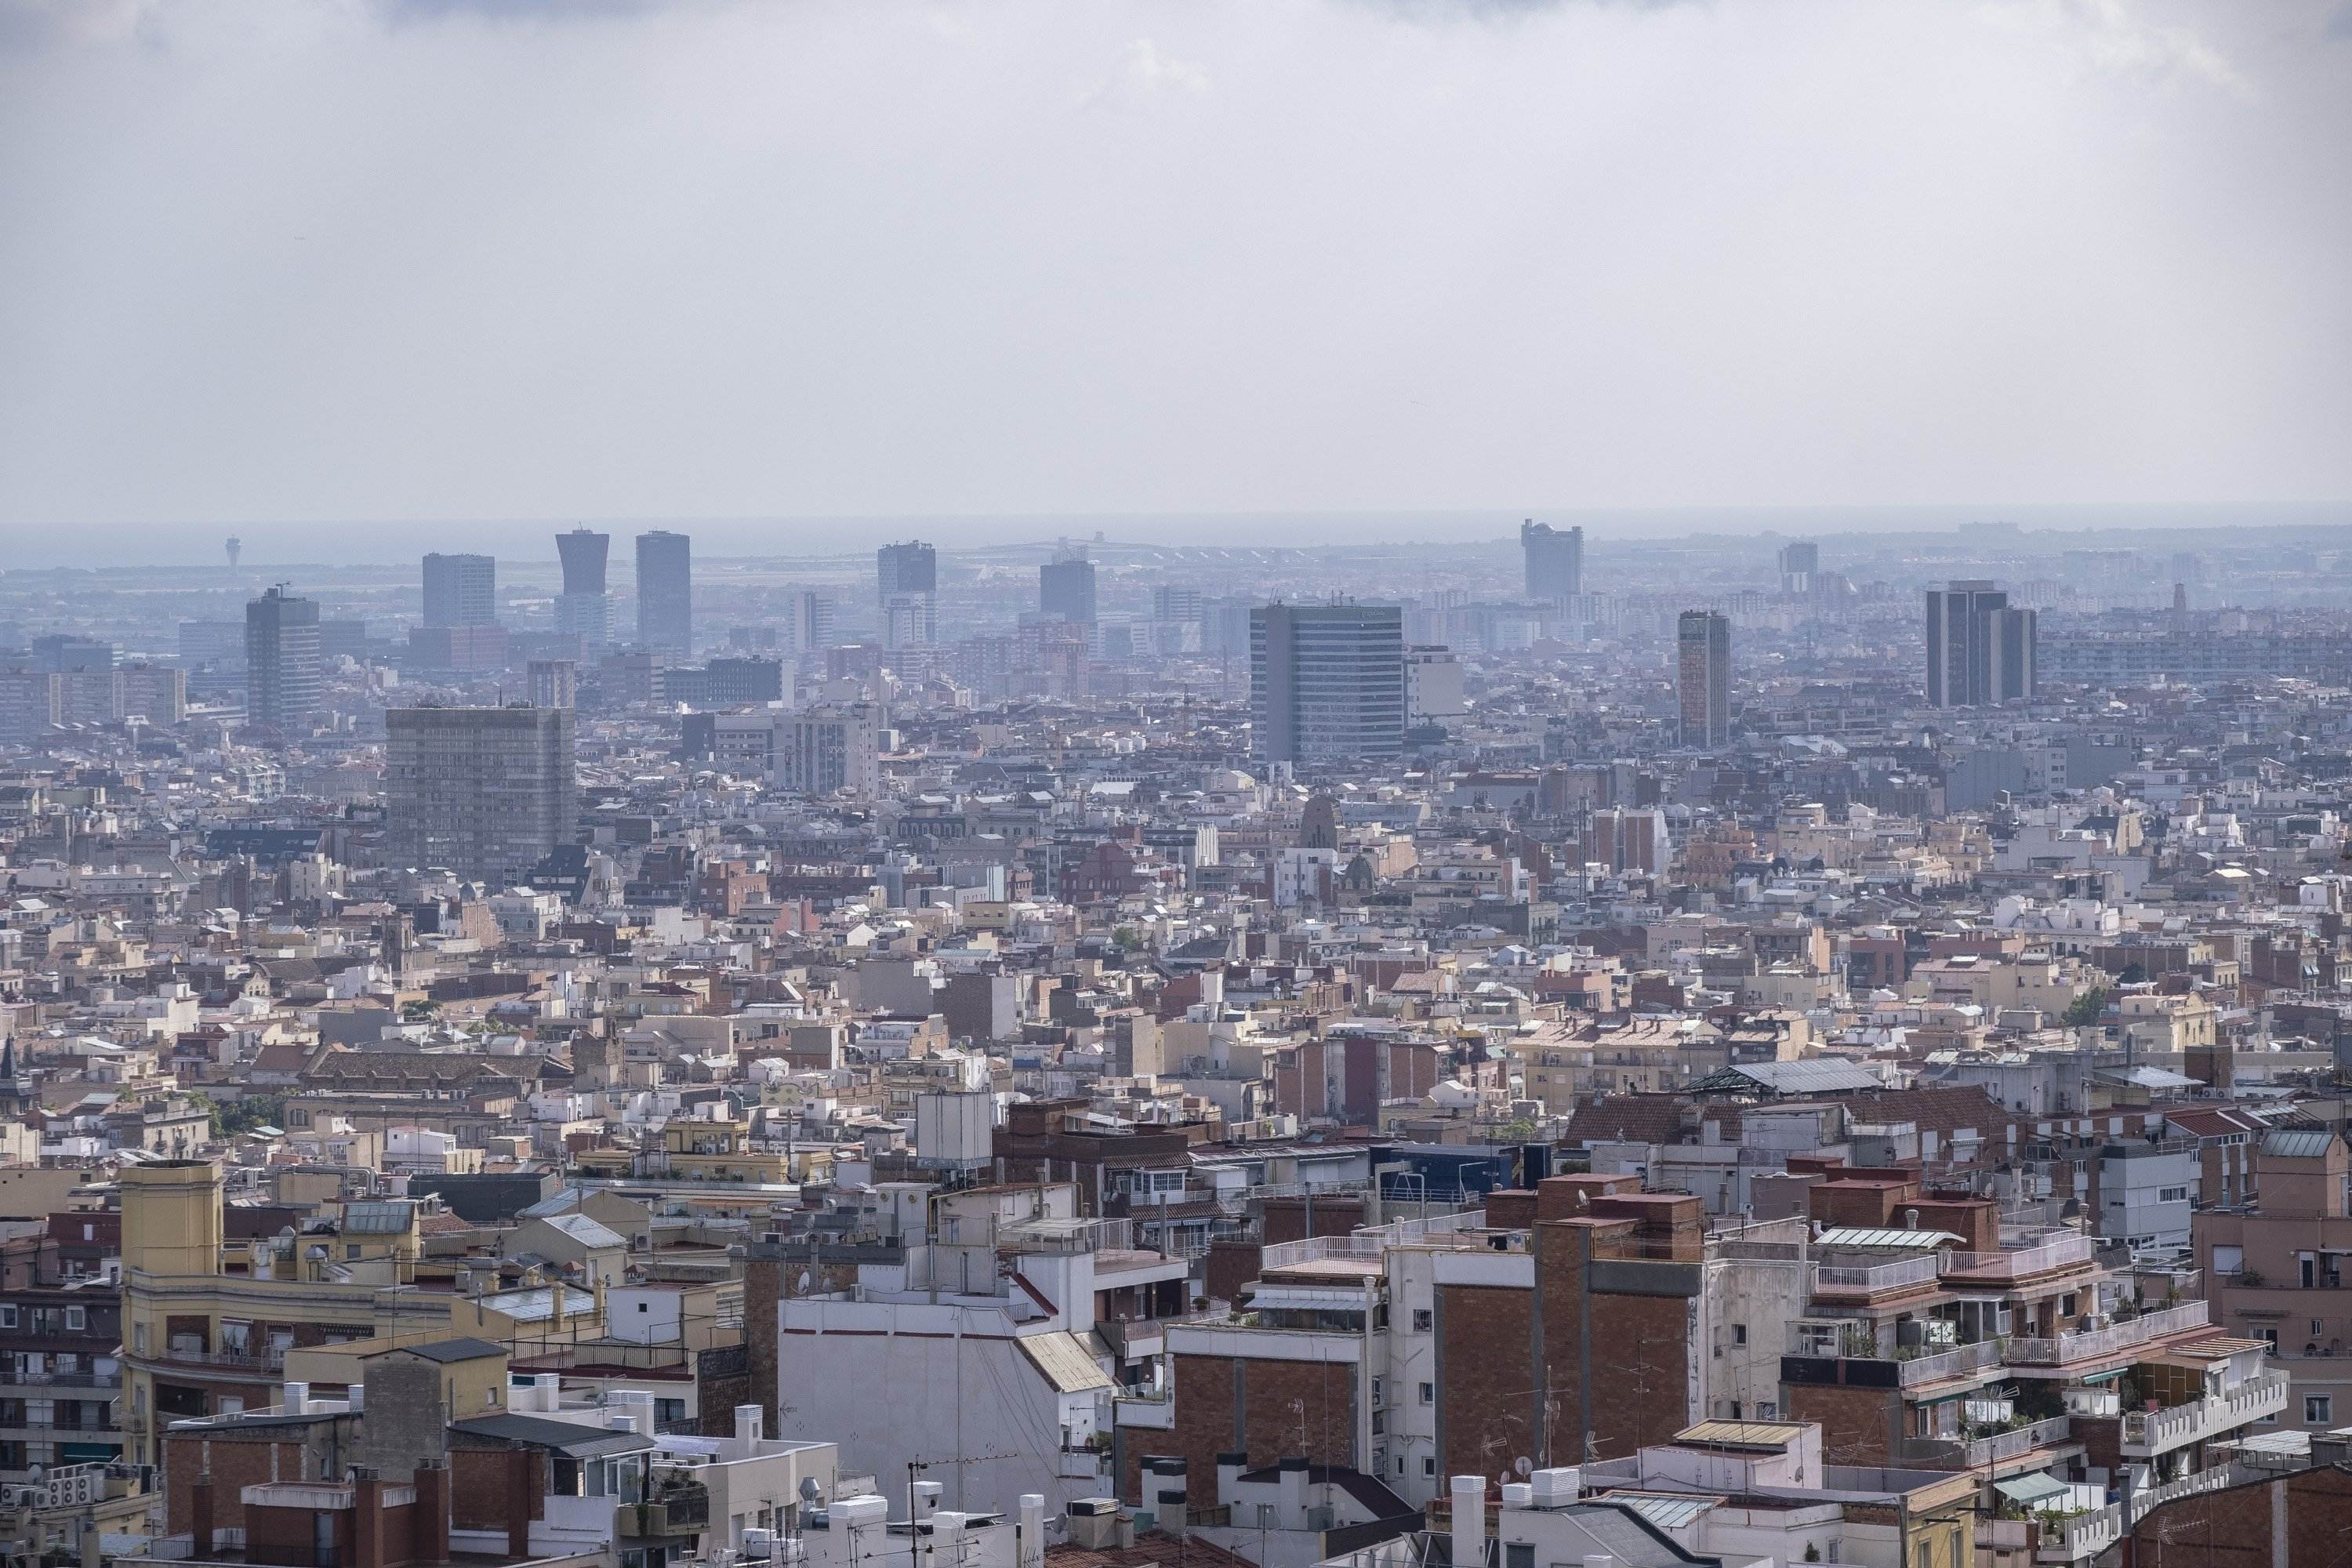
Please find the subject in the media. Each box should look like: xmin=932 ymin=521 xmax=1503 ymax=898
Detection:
xmin=1784 ymin=1383 xmax=1902 ymax=1467
xmin=1438 ymin=1283 xmax=1537 ymax=1483
xmin=165 ymin=1436 xmax=309 ymax=1534
xmin=1168 ymin=1352 xmax=1358 ymax=1501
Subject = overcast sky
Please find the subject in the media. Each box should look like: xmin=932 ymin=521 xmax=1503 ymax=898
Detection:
xmin=0 ymin=0 xmax=2347 ymax=551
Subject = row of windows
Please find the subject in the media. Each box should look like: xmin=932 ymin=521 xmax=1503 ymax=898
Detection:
xmin=0 ymin=1305 xmax=88 ymax=1331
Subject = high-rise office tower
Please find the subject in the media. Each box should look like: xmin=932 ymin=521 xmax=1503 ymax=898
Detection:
xmin=1040 ymin=557 xmax=1097 ymax=624
xmin=1926 ymin=580 xmax=2037 ymax=708
xmin=1250 ymin=603 xmax=1406 ymax=766
xmin=788 ymin=590 xmax=837 ymax=654
xmin=245 ymin=586 xmax=323 ymax=734
xmin=877 ymin=540 xmax=936 ymax=603
xmin=555 ymin=528 xmax=612 ymax=652
xmin=1777 ymin=541 xmax=1819 ymax=594
xmin=877 ymin=541 xmax=937 ymax=650
xmin=635 ymin=530 xmax=692 ymax=656
xmin=1153 ymin=586 xmax=1206 ymax=623
xmin=527 ymin=659 xmax=579 ymax=710
xmin=1522 ymin=519 xmax=1584 ymax=602
xmin=384 ymin=704 xmax=579 ymax=881
xmin=421 ymin=553 xmax=498 ymax=627
xmin=1676 ymin=610 xmax=1731 ymax=749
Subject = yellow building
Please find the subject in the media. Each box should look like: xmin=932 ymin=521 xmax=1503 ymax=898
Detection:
xmin=280 ymin=1334 xmax=510 ymax=1418
xmin=118 ymin=1162 xmax=445 ymax=1471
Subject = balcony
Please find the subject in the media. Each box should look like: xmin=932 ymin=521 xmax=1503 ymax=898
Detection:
xmin=2005 ymin=1301 xmax=2212 ymax=1367
xmin=1943 ymin=1234 xmax=2099 ymax=1284
xmin=1 ymin=1368 xmax=123 ymax=1390
xmin=1813 ymin=1254 xmax=1943 ymax=1298
xmin=2125 ymin=1464 xmax=2238 ymax=1523
xmin=2034 ymin=1504 xmax=2122 ymax=1563
xmin=1901 ymin=1416 xmax=2075 ymax=1472
xmin=2121 ymin=1372 xmax=2289 ymax=1457
xmin=132 ymin=1345 xmax=286 ymax=1376
xmin=1784 ymin=1329 xmax=2004 ymax=1388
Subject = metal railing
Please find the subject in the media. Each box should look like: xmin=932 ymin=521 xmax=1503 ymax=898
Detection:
xmin=1903 ymin=1416 xmax=2074 ymax=1470
xmin=2122 ymin=1372 xmax=2288 ymax=1452
xmin=2 ymin=1368 xmax=123 ymax=1389
xmin=2006 ymin=1301 xmax=2211 ymax=1366
xmin=2037 ymin=1504 xmax=2121 ymax=1560
xmin=1898 ymin=1338 xmax=2006 ymax=1386
xmin=1815 ymin=1254 xmax=1943 ymax=1294
xmin=1944 ymin=1233 xmax=2097 ymax=1280
xmin=2126 ymin=1464 xmax=2237 ymax=1523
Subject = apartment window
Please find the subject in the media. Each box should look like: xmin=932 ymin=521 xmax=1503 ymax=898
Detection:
xmin=64 ymin=1308 xmax=85 ymax=1332
xmin=2316 ymin=1320 xmax=2328 ymax=1338
xmin=1733 ymin=1323 xmax=1748 ymax=1345
xmin=2158 ymin=1187 xmax=2189 ymax=1203
xmin=347 ymin=1244 xmax=363 ymax=1261
xmin=1412 ymin=1309 xmax=1432 ymax=1332
xmin=2309 ymin=1396 xmax=2333 ymax=1425
xmin=1506 ymin=1546 xmax=1534 ymax=1568
xmin=0 ymin=1308 xmax=16 ymax=1329
xmin=1418 ymin=1382 xmax=1434 ymax=1405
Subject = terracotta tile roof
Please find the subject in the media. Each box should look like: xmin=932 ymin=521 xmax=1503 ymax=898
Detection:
xmin=1047 ymin=1534 xmax=1261 ymax=1568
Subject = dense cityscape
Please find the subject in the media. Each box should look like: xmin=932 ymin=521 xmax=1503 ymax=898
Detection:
xmin=2 ymin=515 xmax=2352 ymax=1567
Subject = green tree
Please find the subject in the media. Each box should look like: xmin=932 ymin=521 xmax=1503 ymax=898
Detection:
xmin=2062 ymin=988 xmax=2109 ymax=1028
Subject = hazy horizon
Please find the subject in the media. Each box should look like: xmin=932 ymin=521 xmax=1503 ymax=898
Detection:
xmin=1 ymin=500 xmax=2349 ymax=572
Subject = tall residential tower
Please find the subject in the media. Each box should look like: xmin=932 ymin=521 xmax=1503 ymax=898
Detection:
xmin=635 ymin=529 xmax=692 ymax=657
xmin=1677 ymin=610 xmax=1731 ymax=749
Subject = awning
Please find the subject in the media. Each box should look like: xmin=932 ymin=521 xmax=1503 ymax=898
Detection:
xmin=1994 ymin=1473 xmax=2070 ymax=1506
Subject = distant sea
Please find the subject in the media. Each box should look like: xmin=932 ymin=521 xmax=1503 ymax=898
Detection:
xmin=1 ymin=502 xmax=2346 ymax=570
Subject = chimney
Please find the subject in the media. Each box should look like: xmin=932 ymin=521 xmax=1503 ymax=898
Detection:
xmin=192 ymin=1473 xmax=215 ymax=1559
xmin=354 ymin=1475 xmax=387 ymax=1568
xmin=1018 ymin=1495 xmax=1046 ymax=1568
xmin=1452 ymin=1475 xmax=1486 ymax=1568
xmin=735 ymin=1403 xmax=764 ymax=1451
xmin=414 ymin=1465 xmax=452 ymax=1566
xmin=1279 ymin=1456 xmax=1311 ymax=1522
xmin=1216 ymin=1451 xmax=1247 ymax=1504
xmin=347 ymin=1382 xmax=366 ymax=1414
xmin=931 ymin=1511 xmax=966 ymax=1566
xmin=283 ymin=1381 xmax=310 ymax=1415
xmin=505 ymin=1450 xmax=535 ymax=1558
xmin=1144 ymin=1457 xmax=1188 ymax=1535
xmin=913 ymin=1480 xmax=942 ymax=1523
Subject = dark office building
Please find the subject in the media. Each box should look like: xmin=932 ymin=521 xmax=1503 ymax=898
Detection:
xmin=1676 ymin=610 xmax=1731 ymax=749
xmin=877 ymin=541 xmax=937 ymax=603
xmin=1522 ymin=519 xmax=1584 ymax=602
xmin=422 ymin=553 xmax=498 ymax=627
xmin=30 ymin=635 xmax=114 ymax=673
xmin=1926 ymin=580 xmax=2037 ymax=708
xmin=556 ymin=528 xmax=612 ymax=651
xmin=1040 ymin=558 xmax=1098 ymax=624
xmin=636 ymin=530 xmax=692 ymax=657
xmin=385 ymin=705 xmax=579 ymax=881
xmin=245 ymin=586 xmax=323 ymax=734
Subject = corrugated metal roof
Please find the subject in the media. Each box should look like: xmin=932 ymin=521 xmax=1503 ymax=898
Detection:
xmin=1994 ymin=1474 xmax=2069 ymax=1505
xmin=1017 ymin=1330 xmax=1113 ymax=1395
xmin=452 ymin=1414 xmax=652 ymax=1457
xmin=1674 ymin=1420 xmax=1807 ymax=1450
